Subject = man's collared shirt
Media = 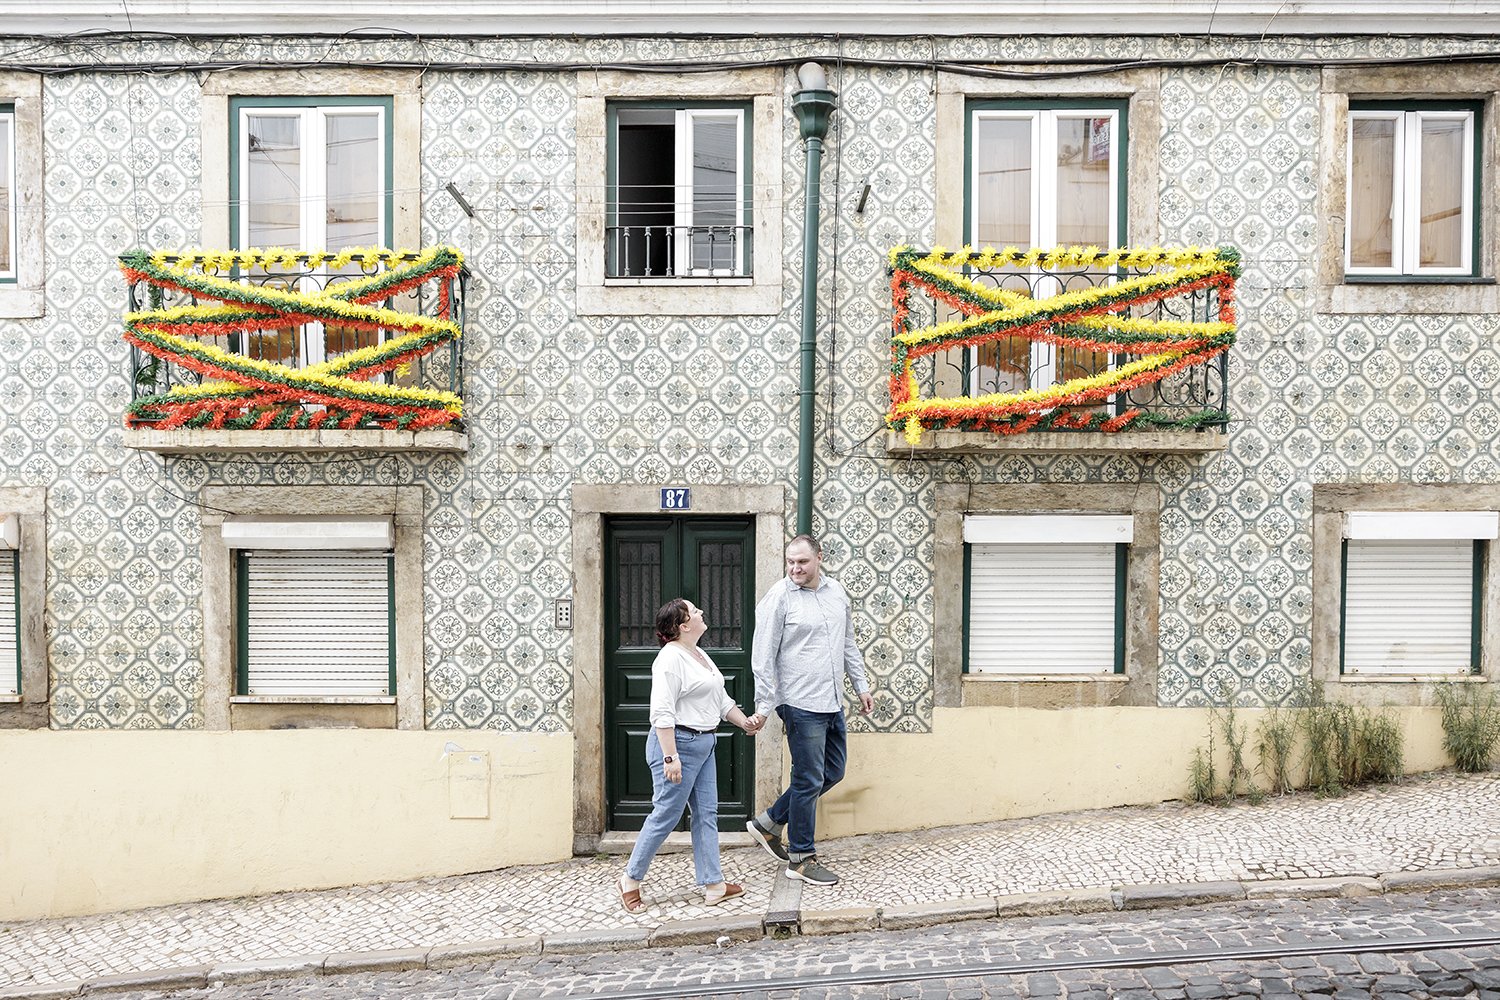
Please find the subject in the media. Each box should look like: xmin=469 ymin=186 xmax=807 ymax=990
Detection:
xmin=752 ymin=574 xmax=869 ymax=716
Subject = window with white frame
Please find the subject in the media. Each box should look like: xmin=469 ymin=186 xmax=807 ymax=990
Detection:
xmin=607 ymin=102 xmax=751 ymax=279
xmin=1346 ymin=102 xmax=1478 ymax=278
xmin=231 ymin=97 xmax=391 ymax=367
xmin=1341 ymin=511 xmax=1493 ymax=675
xmin=0 ymin=513 xmax=19 ymax=696
xmin=226 ymin=517 xmax=395 ymax=697
xmin=965 ymin=102 xmax=1125 ymax=396
xmin=0 ymin=103 xmax=14 ymax=282
xmin=964 ymin=514 xmax=1130 ymax=675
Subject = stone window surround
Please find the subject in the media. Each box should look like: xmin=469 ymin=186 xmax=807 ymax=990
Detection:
xmin=1317 ymin=64 xmax=1500 ymax=315
xmin=199 ymin=486 xmax=425 ymax=730
xmin=569 ymin=484 xmax=786 ymax=854
xmin=933 ymin=483 xmax=1161 ymax=709
xmin=200 ymin=68 xmax=422 ymax=250
xmin=0 ymin=487 xmax=46 ymax=729
xmin=1312 ymin=483 xmax=1498 ymax=705
xmin=575 ymin=67 xmax=785 ymax=317
xmin=0 ymin=72 xmax=44 ymax=319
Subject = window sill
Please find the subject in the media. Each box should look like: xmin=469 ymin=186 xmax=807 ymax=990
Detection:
xmin=959 ymin=672 xmax=1133 ymax=708
xmin=231 ymin=695 xmax=397 ymax=704
xmin=1323 ymin=280 xmax=1500 ymax=315
xmin=964 ymin=673 xmax=1129 ymax=683
xmin=124 ymin=428 xmax=468 ymax=454
xmin=604 ymin=276 xmax=753 ymax=286
xmin=1343 ymin=275 xmax=1493 ymax=285
xmin=1337 ymin=673 xmax=1486 ymax=683
xmin=0 ymin=694 xmax=23 ymax=703
xmin=887 ymin=429 xmax=1227 ymax=455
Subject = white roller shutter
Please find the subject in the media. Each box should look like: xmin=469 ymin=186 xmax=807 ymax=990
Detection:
xmin=0 ymin=551 xmax=17 ymax=696
xmin=1343 ymin=539 xmax=1476 ymax=675
xmin=242 ymin=549 xmax=393 ymax=696
xmin=969 ymin=541 xmax=1120 ymax=674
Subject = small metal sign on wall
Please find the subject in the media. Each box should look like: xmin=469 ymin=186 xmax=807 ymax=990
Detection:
xmin=660 ymin=488 xmax=692 ymax=511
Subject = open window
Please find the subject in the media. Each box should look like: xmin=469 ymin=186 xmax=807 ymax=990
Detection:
xmin=608 ymin=103 xmax=750 ymax=279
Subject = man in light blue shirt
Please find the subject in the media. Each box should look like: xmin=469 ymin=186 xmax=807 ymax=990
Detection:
xmin=744 ymin=534 xmax=872 ymax=886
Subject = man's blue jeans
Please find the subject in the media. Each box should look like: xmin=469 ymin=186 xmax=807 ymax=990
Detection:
xmin=766 ymin=705 xmax=847 ymax=857
xmin=625 ymin=728 xmax=723 ymax=886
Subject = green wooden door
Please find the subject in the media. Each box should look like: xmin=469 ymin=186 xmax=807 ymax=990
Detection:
xmin=604 ymin=516 xmax=756 ymax=832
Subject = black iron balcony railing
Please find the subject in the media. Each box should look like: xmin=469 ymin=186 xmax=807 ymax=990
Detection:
xmin=122 ymin=251 xmax=467 ymax=432
xmin=605 ymin=224 xmax=753 ymax=278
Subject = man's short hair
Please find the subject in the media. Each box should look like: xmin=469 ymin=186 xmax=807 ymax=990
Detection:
xmin=786 ymin=534 xmax=822 ymax=555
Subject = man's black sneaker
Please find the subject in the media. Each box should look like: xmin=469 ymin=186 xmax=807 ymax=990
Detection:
xmin=746 ymin=818 xmax=790 ymax=862
xmin=784 ymin=855 xmax=839 ymax=885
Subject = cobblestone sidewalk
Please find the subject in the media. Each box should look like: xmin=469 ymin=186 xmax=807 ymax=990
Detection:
xmin=2 ymin=771 xmax=1499 ymax=992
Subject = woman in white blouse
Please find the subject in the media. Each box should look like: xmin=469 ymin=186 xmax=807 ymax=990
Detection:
xmin=617 ymin=598 xmax=764 ymax=913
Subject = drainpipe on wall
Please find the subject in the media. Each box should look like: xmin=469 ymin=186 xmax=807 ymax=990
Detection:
xmin=791 ymin=61 xmax=837 ymax=537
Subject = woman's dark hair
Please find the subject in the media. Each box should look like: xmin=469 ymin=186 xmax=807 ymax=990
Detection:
xmin=655 ymin=598 xmax=691 ymax=646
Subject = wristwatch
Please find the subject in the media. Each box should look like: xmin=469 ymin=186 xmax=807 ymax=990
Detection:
xmin=663 ymin=755 xmax=677 ymax=764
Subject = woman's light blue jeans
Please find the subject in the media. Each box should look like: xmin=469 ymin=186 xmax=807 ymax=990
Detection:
xmin=625 ymin=727 xmax=723 ymax=886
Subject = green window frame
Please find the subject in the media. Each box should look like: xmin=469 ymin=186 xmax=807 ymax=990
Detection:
xmin=1339 ymin=537 xmax=1484 ymax=675
xmin=962 ymin=540 xmax=1128 ymax=676
xmin=605 ymin=100 xmax=754 ymax=279
xmin=228 ymin=95 xmax=394 ymax=252
xmin=0 ymin=102 xmax=15 ymax=284
xmin=961 ymin=99 xmax=1129 ymax=396
xmin=1345 ymin=100 xmax=1483 ymax=281
xmin=235 ymin=549 xmax=397 ymax=697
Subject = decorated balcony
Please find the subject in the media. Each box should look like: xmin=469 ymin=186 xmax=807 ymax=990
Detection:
xmin=886 ymin=246 xmax=1237 ymax=454
xmin=119 ymin=246 xmax=468 ymax=454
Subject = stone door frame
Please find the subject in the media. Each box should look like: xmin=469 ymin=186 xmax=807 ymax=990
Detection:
xmin=571 ymin=484 xmax=786 ymax=853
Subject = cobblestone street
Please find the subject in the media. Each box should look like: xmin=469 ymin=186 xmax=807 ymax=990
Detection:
xmin=78 ymin=888 xmax=1500 ymax=999
xmin=2 ymin=772 xmax=1499 ymax=995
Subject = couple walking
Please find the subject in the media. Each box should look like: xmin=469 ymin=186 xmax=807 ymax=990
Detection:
xmin=616 ymin=534 xmax=873 ymax=913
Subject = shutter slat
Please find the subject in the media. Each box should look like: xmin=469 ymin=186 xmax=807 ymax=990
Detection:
xmin=0 ymin=554 xmax=17 ymax=696
xmin=244 ymin=550 xmax=392 ymax=695
xmin=968 ymin=542 xmax=1118 ymax=674
xmin=1344 ymin=539 xmax=1475 ymax=675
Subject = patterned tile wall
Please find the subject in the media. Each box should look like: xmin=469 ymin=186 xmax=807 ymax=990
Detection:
xmin=1 ymin=33 xmax=1496 ymax=732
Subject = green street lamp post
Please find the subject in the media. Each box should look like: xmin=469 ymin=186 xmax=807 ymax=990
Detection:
xmin=792 ymin=62 xmax=836 ymax=537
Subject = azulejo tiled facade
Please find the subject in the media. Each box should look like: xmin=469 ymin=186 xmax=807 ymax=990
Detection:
xmin=2 ymin=31 xmax=1496 ymax=734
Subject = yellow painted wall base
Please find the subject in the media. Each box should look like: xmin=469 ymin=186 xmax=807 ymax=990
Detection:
xmin=0 ymin=730 xmax=573 ymax=922
xmin=811 ymin=706 xmax=1451 ymax=838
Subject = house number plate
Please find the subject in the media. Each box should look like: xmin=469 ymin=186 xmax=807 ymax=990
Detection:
xmin=660 ymin=488 xmax=692 ymax=510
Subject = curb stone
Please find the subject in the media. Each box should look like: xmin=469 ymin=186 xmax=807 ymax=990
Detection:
xmin=880 ymin=897 xmax=998 ymax=930
xmin=995 ymin=887 xmax=1116 ymax=918
xmin=800 ymin=907 xmax=880 ymax=935
xmin=1244 ymin=876 xmax=1382 ymax=900
xmin=0 ymin=983 xmax=84 ymax=1000
xmin=648 ymin=915 xmax=764 ymax=948
xmin=9 ymin=869 xmax=1500 ymax=997
xmin=1380 ymin=865 xmax=1500 ymax=893
xmin=82 ymin=966 xmax=209 ymax=995
xmin=1117 ymin=880 xmax=1246 ymax=910
xmin=426 ymin=936 xmax=543 ymax=969
xmin=541 ymin=927 xmax=652 ymax=954
xmin=207 ymin=956 xmax=326 ymax=985
xmin=322 ymin=949 xmax=430 ymax=976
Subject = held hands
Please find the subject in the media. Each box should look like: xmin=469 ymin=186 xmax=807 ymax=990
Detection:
xmin=740 ymin=712 xmax=765 ymax=735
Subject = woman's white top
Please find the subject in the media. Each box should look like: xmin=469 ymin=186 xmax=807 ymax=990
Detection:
xmin=649 ymin=642 xmax=737 ymax=731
